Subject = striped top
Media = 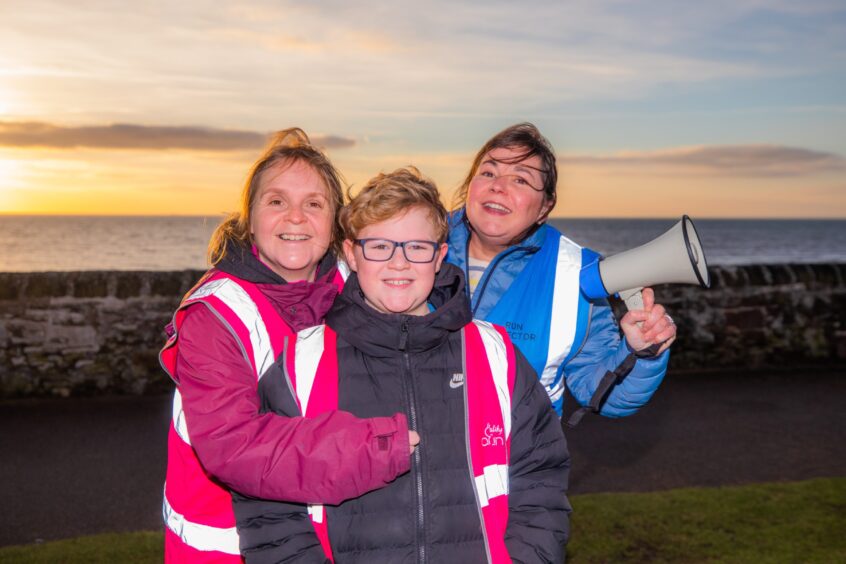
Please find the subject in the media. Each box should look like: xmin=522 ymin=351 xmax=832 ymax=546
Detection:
xmin=467 ymin=256 xmax=490 ymax=297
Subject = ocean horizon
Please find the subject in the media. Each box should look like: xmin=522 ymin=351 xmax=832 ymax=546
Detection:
xmin=1 ymin=215 xmax=844 ymax=272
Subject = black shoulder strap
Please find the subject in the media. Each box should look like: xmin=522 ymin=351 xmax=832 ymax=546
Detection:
xmin=564 ymin=343 xmax=662 ymax=428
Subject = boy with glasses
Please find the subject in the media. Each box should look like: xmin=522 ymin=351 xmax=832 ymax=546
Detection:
xmin=234 ymin=167 xmax=570 ymax=563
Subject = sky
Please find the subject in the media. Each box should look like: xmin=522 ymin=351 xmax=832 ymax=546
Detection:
xmin=0 ymin=0 xmax=844 ymax=218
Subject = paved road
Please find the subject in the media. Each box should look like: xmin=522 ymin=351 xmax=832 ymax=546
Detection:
xmin=1 ymin=369 xmax=844 ymax=547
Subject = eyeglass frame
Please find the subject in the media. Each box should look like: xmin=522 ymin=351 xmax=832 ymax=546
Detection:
xmin=472 ymin=170 xmax=545 ymax=192
xmin=354 ymin=238 xmax=441 ymax=263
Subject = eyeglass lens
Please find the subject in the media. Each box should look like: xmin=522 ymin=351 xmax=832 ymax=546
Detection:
xmin=360 ymin=239 xmax=437 ymax=263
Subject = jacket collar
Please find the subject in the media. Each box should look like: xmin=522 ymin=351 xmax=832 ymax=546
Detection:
xmin=326 ymin=263 xmax=472 ymax=358
xmin=215 ymin=238 xmax=337 ymax=284
xmin=448 ymin=208 xmax=546 ymax=259
xmin=214 ymin=238 xmax=339 ymax=331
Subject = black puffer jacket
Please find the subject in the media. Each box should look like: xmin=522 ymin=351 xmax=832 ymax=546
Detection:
xmin=235 ymin=263 xmax=571 ymax=563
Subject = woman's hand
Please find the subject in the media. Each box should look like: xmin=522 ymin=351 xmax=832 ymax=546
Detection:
xmin=619 ymin=287 xmax=677 ymax=356
xmin=408 ymin=430 xmax=420 ymax=454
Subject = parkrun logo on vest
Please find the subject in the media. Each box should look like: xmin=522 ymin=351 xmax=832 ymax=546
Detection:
xmin=481 ymin=423 xmax=505 ymax=447
xmin=449 ymin=373 xmax=465 ymax=389
xmin=505 ymin=320 xmax=536 ymax=342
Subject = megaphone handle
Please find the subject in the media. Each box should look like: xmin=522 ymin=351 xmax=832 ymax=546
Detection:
xmin=618 ymin=287 xmax=645 ymax=319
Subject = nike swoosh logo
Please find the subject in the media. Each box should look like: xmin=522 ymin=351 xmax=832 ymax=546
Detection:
xmin=449 ymin=374 xmax=464 ymax=389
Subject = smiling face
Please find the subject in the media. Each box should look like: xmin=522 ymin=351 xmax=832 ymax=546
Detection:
xmin=343 ymin=206 xmax=448 ymax=317
xmin=465 ymin=146 xmax=554 ymax=260
xmin=249 ymin=159 xmax=334 ymax=282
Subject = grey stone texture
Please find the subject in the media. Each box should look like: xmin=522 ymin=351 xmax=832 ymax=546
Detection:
xmin=0 ymin=264 xmax=844 ymax=397
xmin=608 ymin=263 xmax=846 ymax=371
xmin=0 ymin=270 xmax=203 ymax=397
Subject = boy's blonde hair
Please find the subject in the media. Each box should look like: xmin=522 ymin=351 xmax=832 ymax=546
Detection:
xmin=207 ymin=127 xmax=346 ymax=265
xmin=341 ymin=166 xmax=448 ymax=243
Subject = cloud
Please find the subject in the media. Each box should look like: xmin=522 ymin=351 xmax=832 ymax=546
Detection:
xmin=562 ymin=144 xmax=846 ymax=177
xmin=3 ymin=0 xmax=843 ymax=135
xmin=0 ymin=121 xmax=356 ymax=151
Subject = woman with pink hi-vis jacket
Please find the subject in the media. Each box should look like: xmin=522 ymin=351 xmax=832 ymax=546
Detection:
xmin=161 ymin=129 xmax=418 ymax=563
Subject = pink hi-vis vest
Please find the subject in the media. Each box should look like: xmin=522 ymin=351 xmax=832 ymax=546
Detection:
xmin=160 ymin=268 xmax=346 ymax=563
xmin=292 ymin=321 xmax=517 ymax=564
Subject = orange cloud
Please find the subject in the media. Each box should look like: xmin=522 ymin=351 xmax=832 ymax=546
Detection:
xmin=0 ymin=122 xmax=357 ymax=151
xmin=562 ymin=145 xmax=846 ymax=177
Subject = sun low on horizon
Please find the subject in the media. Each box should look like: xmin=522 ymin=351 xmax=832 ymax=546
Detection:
xmin=0 ymin=1 xmax=844 ymax=219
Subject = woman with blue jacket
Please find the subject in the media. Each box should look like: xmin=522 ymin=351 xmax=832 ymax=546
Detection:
xmin=447 ymin=123 xmax=677 ymax=421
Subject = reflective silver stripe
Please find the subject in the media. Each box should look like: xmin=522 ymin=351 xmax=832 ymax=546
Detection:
xmin=172 ymin=389 xmax=191 ymax=446
xmin=308 ymin=504 xmax=325 ymax=524
xmin=190 ymin=278 xmax=274 ymax=380
xmin=294 ymin=325 xmax=325 ymax=414
xmin=546 ymin=379 xmax=567 ymax=406
xmin=473 ymin=464 xmax=509 ymax=507
xmin=295 ymin=326 xmax=328 ymax=526
xmin=540 ymin=235 xmax=582 ymax=390
xmin=336 ymin=259 xmax=351 ymax=281
xmin=473 ymin=320 xmax=511 ymax=439
xmin=162 ymin=487 xmax=240 ymax=555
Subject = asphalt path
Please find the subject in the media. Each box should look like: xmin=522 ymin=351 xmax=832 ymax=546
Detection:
xmin=1 ymin=369 xmax=844 ymax=547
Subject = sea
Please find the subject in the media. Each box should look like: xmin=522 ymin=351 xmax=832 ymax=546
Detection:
xmin=0 ymin=215 xmax=843 ymax=272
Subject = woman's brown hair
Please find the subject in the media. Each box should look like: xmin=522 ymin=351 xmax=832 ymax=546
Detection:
xmin=207 ymin=128 xmax=346 ymax=265
xmin=451 ymin=122 xmax=558 ymax=219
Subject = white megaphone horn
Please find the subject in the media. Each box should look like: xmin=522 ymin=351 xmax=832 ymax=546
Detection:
xmin=580 ymin=215 xmax=711 ymax=311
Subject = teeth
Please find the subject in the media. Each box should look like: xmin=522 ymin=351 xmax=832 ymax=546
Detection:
xmin=279 ymin=234 xmax=309 ymax=241
xmin=484 ymin=202 xmax=511 ymax=213
xmin=385 ymin=280 xmax=411 ymax=286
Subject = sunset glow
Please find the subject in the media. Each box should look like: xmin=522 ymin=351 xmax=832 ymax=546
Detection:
xmin=0 ymin=1 xmax=843 ymax=218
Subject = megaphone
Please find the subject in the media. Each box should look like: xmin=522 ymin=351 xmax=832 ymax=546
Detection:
xmin=580 ymin=215 xmax=711 ymax=311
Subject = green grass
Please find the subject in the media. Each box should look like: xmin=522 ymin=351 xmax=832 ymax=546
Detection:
xmin=2 ymin=478 xmax=844 ymax=563
xmin=567 ymin=477 xmax=846 ymax=563
xmin=0 ymin=531 xmax=162 ymax=564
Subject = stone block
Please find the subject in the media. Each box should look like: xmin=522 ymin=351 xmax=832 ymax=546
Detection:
xmin=716 ymin=267 xmax=746 ymax=289
xmin=0 ymin=372 xmax=36 ymax=396
xmin=800 ymin=327 xmax=830 ymax=356
xmin=116 ymin=273 xmax=143 ymax=299
xmin=24 ymin=274 xmax=68 ymax=299
xmin=745 ymin=265 xmax=771 ymax=286
xmin=767 ymin=264 xmax=796 ymax=286
xmin=151 ymin=272 xmax=186 ymax=297
xmin=791 ymin=264 xmax=816 ymax=286
xmin=0 ymin=274 xmax=22 ymax=301
xmin=72 ymin=272 xmax=110 ymax=298
xmin=808 ymin=264 xmax=841 ymax=287
xmin=49 ymin=310 xmax=87 ymax=325
xmin=742 ymin=329 xmax=770 ymax=348
xmin=25 ymin=308 xmax=54 ymax=322
xmin=7 ymin=320 xmax=45 ymax=344
xmin=44 ymin=325 xmax=99 ymax=350
xmin=724 ymin=307 xmax=766 ymax=331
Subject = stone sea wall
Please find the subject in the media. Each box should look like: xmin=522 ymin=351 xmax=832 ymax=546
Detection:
xmin=1 ymin=264 xmax=844 ymax=397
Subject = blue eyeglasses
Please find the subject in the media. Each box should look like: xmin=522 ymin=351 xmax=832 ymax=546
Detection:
xmin=355 ymin=238 xmax=440 ymax=263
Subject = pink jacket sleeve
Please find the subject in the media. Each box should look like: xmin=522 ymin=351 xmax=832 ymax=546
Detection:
xmin=175 ymin=305 xmax=411 ymax=505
